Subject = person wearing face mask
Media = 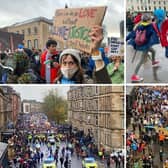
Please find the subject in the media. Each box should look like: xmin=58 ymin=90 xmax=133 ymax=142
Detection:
xmin=54 ymin=25 xmax=111 ymax=84
xmin=54 ymin=49 xmax=84 ymax=84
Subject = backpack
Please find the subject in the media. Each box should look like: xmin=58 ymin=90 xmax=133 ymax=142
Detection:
xmin=135 ymin=29 xmax=147 ymax=46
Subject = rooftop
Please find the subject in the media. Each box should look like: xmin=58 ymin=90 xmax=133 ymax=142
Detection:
xmin=10 ymin=16 xmax=53 ymax=27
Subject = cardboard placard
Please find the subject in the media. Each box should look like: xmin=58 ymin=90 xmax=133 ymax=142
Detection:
xmin=108 ymin=37 xmax=124 ymax=57
xmin=52 ymin=6 xmax=107 ymax=53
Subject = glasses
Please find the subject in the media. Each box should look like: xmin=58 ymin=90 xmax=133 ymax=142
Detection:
xmin=62 ymin=61 xmax=75 ymax=66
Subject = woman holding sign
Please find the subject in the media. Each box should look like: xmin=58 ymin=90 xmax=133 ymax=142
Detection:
xmin=54 ymin=25 xmax=111 ymax=84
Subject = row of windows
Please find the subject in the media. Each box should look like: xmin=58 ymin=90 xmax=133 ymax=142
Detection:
xmin=16 ymin=27 xmax=38 ymax=35
xmin=128 ymin=0 xmax=167 ymax=3
xmin=27 ymin=39 xmax=38 ymax=49
xmin=130 ymin=5 xmax=167 ymax=11
xmin=68 ymin=86 xmax=115 ymax=100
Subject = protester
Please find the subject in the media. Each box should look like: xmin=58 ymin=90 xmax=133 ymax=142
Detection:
xmin=40 ymin=39 xmax=60 ymax=83
xmin=127 ymin=13 xmax=160 ymax=82
xmin=54 ymin=25 xmax=111 ymax=84
xmin=106 ymin=56 xmax=124 ymax=84
xmin=153 ymin=9 xmax=168 ymax=58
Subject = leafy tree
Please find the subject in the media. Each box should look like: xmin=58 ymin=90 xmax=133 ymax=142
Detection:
xmin=42 ymin=89 xmax=68 ymax=124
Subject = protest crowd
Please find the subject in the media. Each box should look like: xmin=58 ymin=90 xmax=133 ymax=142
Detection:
xmin=127 ymin=86 xmax=168 ymax=168
xmin=0 ymin=7 xmax=124 ymax=84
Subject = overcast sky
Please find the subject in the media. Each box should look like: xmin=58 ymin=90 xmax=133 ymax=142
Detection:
xmin=12 ymin=85 xmax=70 ymax=101
xmin=0 ymin=0 xmax=124 ymax=37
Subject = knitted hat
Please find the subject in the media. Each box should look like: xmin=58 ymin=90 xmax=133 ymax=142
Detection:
xmin=134 ymin=13 xmax=142 ymax=24
xmin=18 ymin=44 xmax=24 ymax=49
xmin=59 ymin=49 xmax=81 ymax=64
xmin=141 ymin=13 xmax=151 ymax=22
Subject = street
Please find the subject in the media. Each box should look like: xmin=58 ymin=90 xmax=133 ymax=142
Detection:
xmin=9 ymin=141 xmax=106 ymax=168
xmin=126 ymin=44 xmax=168 ymax=83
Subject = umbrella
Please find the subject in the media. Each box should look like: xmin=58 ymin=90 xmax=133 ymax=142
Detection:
xmin=144 ymin=125 xmax=155 ymax=129
xmin=82 ymin=146 xmax=87 ymax=151
xmin=153 ymin=91 xmax=160 ymax=96
xmin=36 ymin=144 xmax=40 ymax=148
xmin=165 ymin=127 xmax=168 ymax=130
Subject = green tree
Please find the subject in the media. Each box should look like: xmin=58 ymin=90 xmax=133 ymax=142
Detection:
xmin=42 ymin=89 xmax=68 ymax=124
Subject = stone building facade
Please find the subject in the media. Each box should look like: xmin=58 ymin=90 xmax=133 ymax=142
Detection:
xmin=0 ymin=87 xmax=12 ymax=130
xmin=0 ymin=86 xmax=21 ymax=127
xmin=6 ymin=17 xmax=53 ymax=50
xmin=22 ymin=100 xmax=43 ymax=114
xmin=11 ymin=91 xmax=21 ymax=124
xmin=67 ymin=86 xmax=124 ymax=152
xmin=127 ymin=0 xmax=168 ymax=13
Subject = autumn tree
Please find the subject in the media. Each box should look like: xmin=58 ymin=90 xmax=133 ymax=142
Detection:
xmin=42 ymin=89 xmax=68 ymax=124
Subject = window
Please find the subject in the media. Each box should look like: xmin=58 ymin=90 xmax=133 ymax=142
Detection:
xmin=22 ymin=30 xmax=24 ymax=35
xmin=25 ymin=105 xmax=29 ymax=113
xmin=141 ymin=6 xmax=143 ymax=10
xmin=27 ymin=28 xmax=31 ymax=35
xmin=48 ymin=25 xmax=53 ymax=33
xmin=95 ymin=115 xmax=98 ymax=126
xmin=34 ymin=39 xmax=38 ymax=49
xmin=27 ymin=40 xmax=32 ymax=49
xmin=149 ymin=6 xmax=151 ymax=10
xmin=34 ymin=27 xmax=38 ymax=34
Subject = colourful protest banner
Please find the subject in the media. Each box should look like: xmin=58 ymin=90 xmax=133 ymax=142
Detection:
xmin=53 ymin=6 xmax=107 ymax=53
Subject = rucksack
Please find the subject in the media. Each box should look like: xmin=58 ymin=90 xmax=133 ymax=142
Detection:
xmin=135 ymin=29 xmax=147 ymax=46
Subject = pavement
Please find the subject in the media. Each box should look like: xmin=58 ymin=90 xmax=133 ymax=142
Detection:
xmin=126 ymin=44 xmax=168 ymax=83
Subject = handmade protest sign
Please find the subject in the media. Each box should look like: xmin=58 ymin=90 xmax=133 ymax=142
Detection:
xmin=108 ymin=37 xmax=124 ymax=57
xmin=53 ymin=6 xmax=107 ymax=53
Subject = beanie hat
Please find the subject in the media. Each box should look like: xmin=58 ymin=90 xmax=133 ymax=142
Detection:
xmin=141 ymin=13 xmax=151 ymax=22
xmin=59 ymin=49 xmax=81 ymax=64
xmin=18 ymin=44 xmax=24 ymax=49
xmin=134 ymin=13 xmax=142 ymax=24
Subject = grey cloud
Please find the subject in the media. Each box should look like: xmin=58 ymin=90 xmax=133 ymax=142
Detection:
xmin=0 ymin=0 xmax=124 ymax=36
